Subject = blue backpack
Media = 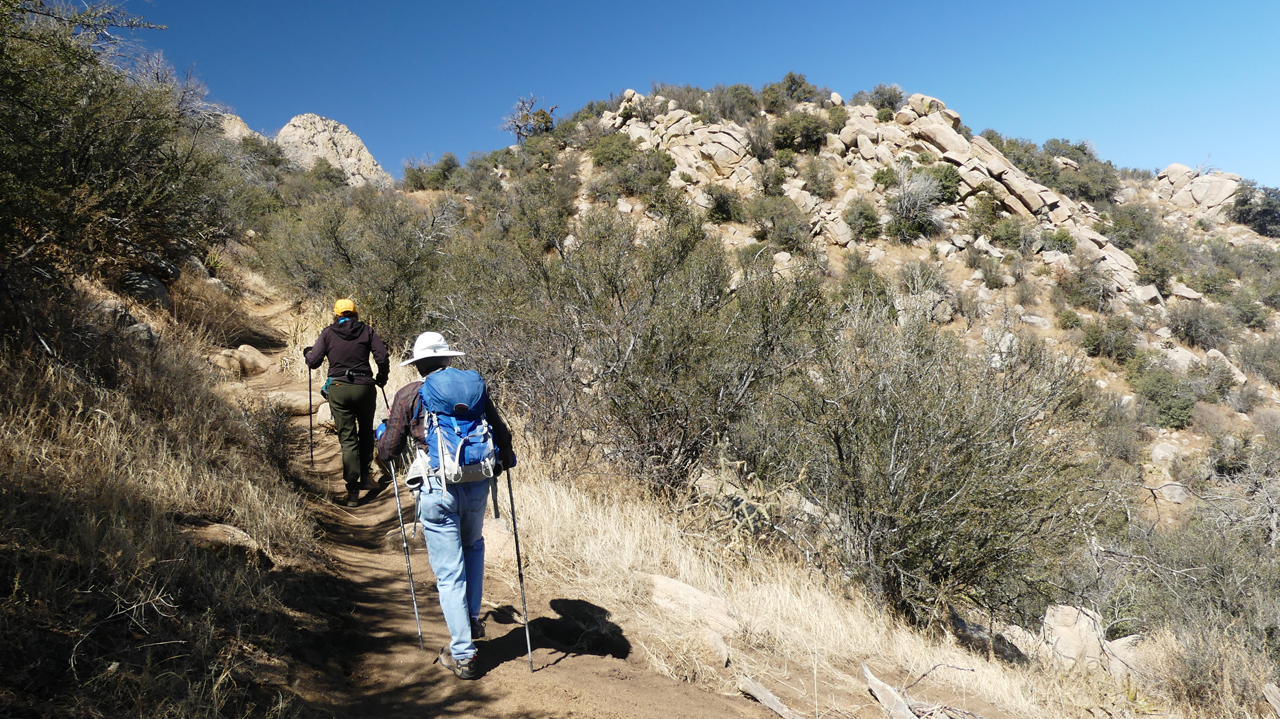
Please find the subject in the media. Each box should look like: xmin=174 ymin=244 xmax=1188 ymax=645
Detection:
xmin=417 ymin=367 xmax=497 ymax=484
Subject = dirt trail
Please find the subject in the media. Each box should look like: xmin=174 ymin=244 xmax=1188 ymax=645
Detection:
xmin=240 ymin=314 xmax=772 ymax=719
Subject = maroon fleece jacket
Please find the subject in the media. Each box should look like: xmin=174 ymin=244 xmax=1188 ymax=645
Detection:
xmin=305 ymin=318 xmax=389 ymax=386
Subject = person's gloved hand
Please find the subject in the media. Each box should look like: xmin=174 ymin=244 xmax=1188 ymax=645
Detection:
xmin=375 ymin=371 xmax=388 ymax=388
xmin=499 ymin=447 xmax=517 ymax=471
xmin=405 ymin=475 xmax=424 ymax=499
xmin=374 ymin=419 xmax=387 ymax=441
xmin=303 ymin=345 xmax=313 ymax=357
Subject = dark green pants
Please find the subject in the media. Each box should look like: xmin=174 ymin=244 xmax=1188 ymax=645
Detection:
xmin=328 ymin=381 xmax=376 ymax=491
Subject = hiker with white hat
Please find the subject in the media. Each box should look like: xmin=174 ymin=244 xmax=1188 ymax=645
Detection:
xmin=376 ymin=331 xmax=516 ymax=679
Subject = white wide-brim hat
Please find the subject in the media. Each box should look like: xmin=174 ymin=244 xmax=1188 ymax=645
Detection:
xmin=400 ymin=331 xmax=465 ymax=366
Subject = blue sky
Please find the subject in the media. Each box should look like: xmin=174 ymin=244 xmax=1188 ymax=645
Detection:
xmin=124 ymin=0 xmax=1279 ymax=186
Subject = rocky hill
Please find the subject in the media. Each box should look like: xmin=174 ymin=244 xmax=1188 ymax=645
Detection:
xmin=273 ymin=113 xmax=393 ymax=189
xmin=594 ymin=88 xmax=1270 ymax=302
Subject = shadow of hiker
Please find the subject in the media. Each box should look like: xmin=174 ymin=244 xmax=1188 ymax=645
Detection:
xmin=476 ymin=599 xmax=631 ymax=675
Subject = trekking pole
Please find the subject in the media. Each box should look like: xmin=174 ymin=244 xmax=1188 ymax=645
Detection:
xmin=379 ymin=385 xmax=391 ymax=412
xmin=506 ymin=468 xmax=534 ymax=672
xmin=491 ymin=477 xmax=500 ymax=519
xmin=389 ymin=458 xmax=425 ymax=651
xmin=307 ymin=367 xmax=314 ymax=467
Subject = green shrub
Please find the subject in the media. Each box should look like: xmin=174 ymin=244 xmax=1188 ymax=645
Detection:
xmin=828 ymin=105 xmax=849 ymax=128
xmin=774 ymin=148 xmax=797 ymax=168
xmin=876 ymin=107 xmax=894 ymax=122
xmin=1059 ymin=263 xmax=1117 ymax=312
xmin=851 ymin=83 xmax=905 ymax=111
xmin=1041 ymin=228 xmax=1076 ymax=254
xmin=760 ymin=72 xmax=819 ymax=114
xmin=1226 ymin=289 xmax=1270 ymax=330
xmin=1094 ymin=395 xmax=1141 ymax=462
xmin=1255 ymin=274 xmax=1280 ymax=309
xmin=705 ymin=84 xmax=759 ymax=126
xmin=261 ymin=192 xmax=461 ymax=344
xmin=705 ymin=184 xmax=744 ymax=224
xmin=1058 ymin=308 xmax=1083 ymax=329
xmin=746 ymin=195 xmax=811 ymax=253
xmin=1130 ymin=363 xmax=1196 ymax=429
xmin=872 ymin=167 xmax=898 ymax=187
xmin=590 ymin=133 xmax=638 ymax=169
xmin=990 ymin=217 xmax=1031 ymax=250
xmin=1187 ymin=266 xmax=1236 ymax=299
xmin=964 ymin=188 xmax=1003 ymax=238
xmin=756 ymin=162 xmax=786 ymax=197
xmin=0 ymin=0 xmax=243 ymax=327
xmin=1080 ymin=316 xmax=1136 ymax=361
xmin=402 ymin=152 xmax=460 ymax=191
xmin=978 ymin=256 xmax=1005 ymax=290
xmin=588 ymin=148 xmax=676 ymax=202
xmin=1133 ymin=239 xmax=1188 ymax=291
xmin=842 ymin=197 xmax=881 ymax=242
xmin=1236 ymin=337 xmax=1280 ymax=385
xmin=977 ymin=131 xmax=1119 ymax=205
xmin=802 ymin=157 xmax=835 ymax=200
xmin=772 ymin=111 xmax=828 ymax=153
xmin=1184 ymin=358 xmax=1237 ymax=404
xmin=1095 ymin=204 xmax=1159 ymax=250
xmin=915 ymin=151 xmax=936 ymax=165
xmin=1168 ymin=301 xmax=1235 ymax=349
xmin=1015 ymin=276 xmax=1039 ymax=305
xmin=914 ymin=163 xmax=960 ymax=204
xmin=1227 ymin=180 xmax=1280 ymax=237
xmin=839 ymin=252 xmax=894 ymax=317
xmin=746 ymin=118 xmax=774 ymax=160
xmin=651 ymin=82 xmax=706 ymax=113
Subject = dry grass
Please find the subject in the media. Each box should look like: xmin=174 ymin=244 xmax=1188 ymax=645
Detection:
xmin=495 ymin=438 xmax=1147 ymax=718
xmin=0 ymin=296 xmax=330 ymax=717
xmin=170 ymin=274 xmax=280 ymax=350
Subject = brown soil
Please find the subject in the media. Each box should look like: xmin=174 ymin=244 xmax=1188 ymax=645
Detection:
xmin=239 ymin=320 xmax=773 ymax=719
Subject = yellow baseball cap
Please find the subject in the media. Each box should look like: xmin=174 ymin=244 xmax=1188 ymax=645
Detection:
xmin=333 ymin=298 xmax=356 ymax=316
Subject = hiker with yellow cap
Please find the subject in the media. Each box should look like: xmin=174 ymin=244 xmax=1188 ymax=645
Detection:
xmin=305 ymin=299 xmax=390 ymax=507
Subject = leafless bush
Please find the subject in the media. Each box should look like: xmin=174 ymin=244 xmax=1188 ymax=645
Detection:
xmin=751 ymin=312 xmax=1098 ymax=624
xmin=260 ymin=191 xmax=461 ymax=347
xmin=897 ymin=260 xmax=949 ymax=296
xmin=887 ymin=164 xmax=942 ymax=242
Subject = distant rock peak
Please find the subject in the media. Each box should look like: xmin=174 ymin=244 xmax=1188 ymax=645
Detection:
xmin=274 ymin=113 xmax=393 ymax=189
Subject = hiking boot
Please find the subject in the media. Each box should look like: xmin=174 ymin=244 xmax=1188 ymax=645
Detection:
xmin=436 ymin=647 xmax=477 ymax=680
xmin=344 ymin=490 xmax=360 ymax=507
xmin=470 ymin=616 xmax=486 ymax=639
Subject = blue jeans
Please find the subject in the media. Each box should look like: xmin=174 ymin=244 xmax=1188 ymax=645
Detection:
xmin=417 ymin=477 xmax=490 ymax=661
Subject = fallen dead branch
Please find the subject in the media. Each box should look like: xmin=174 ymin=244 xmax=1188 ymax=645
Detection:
xmin=738 ymin=676 xmax=806 ymax=719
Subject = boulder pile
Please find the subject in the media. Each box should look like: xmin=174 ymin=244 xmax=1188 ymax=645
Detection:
xmin=1153 ymin=163 xmax=1240 ymax=221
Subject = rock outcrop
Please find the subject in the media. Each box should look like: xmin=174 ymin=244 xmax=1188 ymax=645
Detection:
xmin=597 ymin=88 xmax=1150 ymax=300
xmin=1155 ymin=163 xmax=1240 ymax=220
xmin=275 ymin=113 xmax=393 ymax=189
xmin=217 ymin=113 xmax=266 ymax=143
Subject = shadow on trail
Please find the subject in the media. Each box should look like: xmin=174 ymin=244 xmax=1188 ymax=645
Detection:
xmin=478 ymin=598 xmax=631 ymax=675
